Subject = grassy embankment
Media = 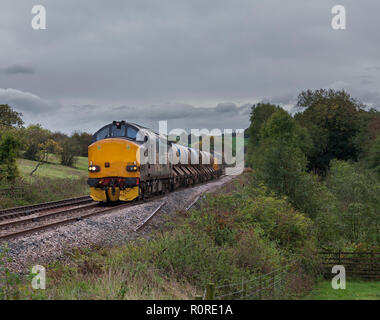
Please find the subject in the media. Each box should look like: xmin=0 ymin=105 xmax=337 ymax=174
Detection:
xmin=304 ymin=280 xmax=380 ymax=300
xmin=3 ymin=172 xmax=319 ymax=300
xmin=0 ymin=155 xmax=89 ymax=209
xmin=16 ymin=156 xmax=88 ymax=179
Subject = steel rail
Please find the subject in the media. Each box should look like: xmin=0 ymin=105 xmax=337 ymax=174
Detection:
xmin=0 ymin=202 xmax=135 ymax=240
xmin=0 ymin=196 xmax=92 ymax=218
xmin=0 ymin=174 xmax=228 ymax=240
xmin=0 ymin=202 xmax=99 ymax=229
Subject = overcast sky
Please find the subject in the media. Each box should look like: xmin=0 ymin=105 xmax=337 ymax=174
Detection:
xmin=0 ymin=0 xmax=379 ymax=134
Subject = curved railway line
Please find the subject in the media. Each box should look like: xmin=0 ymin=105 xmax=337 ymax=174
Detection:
xmin=0 ymin=176 xmax=224 ymax=241
xmin=0 ymin=197 xmax=139 ymax=240
xmin=0 ymin=196 xmax=93 ymax=220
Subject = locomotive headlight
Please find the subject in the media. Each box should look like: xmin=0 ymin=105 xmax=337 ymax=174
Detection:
xmin=88 ymin=165 xmax=100 ymax=172
xmin=126 ymin=165 xmax=138 ymax=172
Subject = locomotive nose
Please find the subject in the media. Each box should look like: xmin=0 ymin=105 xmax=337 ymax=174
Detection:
xmin=88 ymin=138 xmax=140 ymax=178
xmin=88 ymin=138 xmax=140 ymax=202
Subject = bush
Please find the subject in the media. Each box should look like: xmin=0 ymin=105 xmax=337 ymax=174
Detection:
xmin=0 ymin=134 xmax=20 ymax=182
xmin=60 ymin=139 xmax=79 ymax=167
xmin=325 ymin=160 xmax=380 ymax=246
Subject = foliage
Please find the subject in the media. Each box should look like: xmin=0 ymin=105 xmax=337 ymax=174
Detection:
xmin=0 ymin=244 xmax=21 ymax=300
xmin=0 ymin=134 xmax=20 ymax=182
xmin=0 ymin=104 xmax=23 ymax=128
xmin=29 ymin=139 xmax=63 ymax=176
xmin=295 ymin=89 xmax=362 ymax=174
xmin=251 ymin=109 xmax=316 ymax=214
xmin=366 ymin=134 xmax=380 ymax=178
xmin=9 ymin=174 xmax=317 ymax=300
xmin=60 ymin=138 xmax=80 ymax=167
xmin=70 ymin=131 xmax=92 ymax=157
xmin=354 ymin=108 xmax=380 ymax=159
xmin=246 ymin=103 xmax=281 ymax=166
xmin=22 ymin=124 xmax=51 ymax=161
xmin=325 ymin=160 xmax=380 ymax=245
xmin=245 ymin=90 xmax=380 ymax=251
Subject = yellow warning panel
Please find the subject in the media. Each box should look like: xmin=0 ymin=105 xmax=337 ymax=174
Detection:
xmin=119 ymin=187 xmax=139 ymax=201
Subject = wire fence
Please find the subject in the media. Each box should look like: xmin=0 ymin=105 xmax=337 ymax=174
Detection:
xmin=197 ymin=265 xmax=295 ymax=300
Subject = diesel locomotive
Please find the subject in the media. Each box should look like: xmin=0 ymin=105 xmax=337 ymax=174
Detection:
xmin=87 ymin=121 xmax=223 ymax=202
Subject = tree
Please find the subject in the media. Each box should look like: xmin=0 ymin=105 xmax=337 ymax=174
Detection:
xmin=70 ymin=131 xmax=92 ymax=157
xmin=326 ymin=160 xmax=380 ymax=244
xmin=22 ymin=124 xmax=51 ymax=161
xmin=246 ymin=103 xmax=281 ymax=167
xmin=354 ymin=108 xmax=380 ymax=160
xmin=59 ymin=138 xmax=80 ymax=167
xmin=50 ymin=131 xmax=69 ymax=146
xmin=30 ymin=139 xmax=62 ymax=176
xmin=0 ymin=135 xmax=20 ymax=182
xmin=295 ymin=89 xmax=362 ymax=174
xmin=367 ymin=135 xmax=380 ymax=178
xmin=0 ymin=105 xmax=23 ymax=128
xmin=253 ymin=109 xmax=314 ymax=213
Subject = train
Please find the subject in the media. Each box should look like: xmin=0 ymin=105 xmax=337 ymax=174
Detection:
xmin=87 ymin=121 xmax=224 ymax=202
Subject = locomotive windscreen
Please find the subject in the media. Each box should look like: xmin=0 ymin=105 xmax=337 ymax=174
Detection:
xmin=92 ymin=123 xmax=139 ymax=142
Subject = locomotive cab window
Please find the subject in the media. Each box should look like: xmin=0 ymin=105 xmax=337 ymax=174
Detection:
xmin=111 ymin=124 xmax=126 ymax=137
xmin=94 ymin=127 xmax=110 ymax=141
xmin=127 ymin=127 xmax=138 ymax=140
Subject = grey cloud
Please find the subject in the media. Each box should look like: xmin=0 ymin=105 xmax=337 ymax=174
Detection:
xmin=261 ymin=93 xmax=296 ymax=106
xmin=360 ymin=79 xmax=373 ymax=85
xmin=0 ymin=64 xmax=35 ymax=75
xmin=365 ymin=66 xmax=380 ymax=71
xmin=215 ymin=103 xmax=238 ymax=113
xmin=0 ymin=0 xmax=380 ymax=134
xmin=34 ymin=101 xmax=252 ymax=134
xmin=0 ymin=88 xmax=60 ymax=114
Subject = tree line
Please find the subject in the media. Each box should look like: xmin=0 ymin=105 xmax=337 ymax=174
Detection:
xmin=246 ymin=89 xmax=380 ymax=249
xmin=0 ymin=104 xmax=92 ymax=182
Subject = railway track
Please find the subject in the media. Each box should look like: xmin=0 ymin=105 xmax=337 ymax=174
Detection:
xmin=0 ymin=192 xmax=168 ymax=240
xmin=0 ymin=201 xmax=136 ymax=240
xmin=0 ymin=176 xmax=226 ymax=241
xmin=0 ymin=196 xmax=93 ymax=220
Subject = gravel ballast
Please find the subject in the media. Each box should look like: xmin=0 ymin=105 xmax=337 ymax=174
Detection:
xmin=2 ymin=175 xmax=236 ymax=273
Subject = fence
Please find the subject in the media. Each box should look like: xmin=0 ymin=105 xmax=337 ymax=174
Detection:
xmin=196 ymin=265 xmax=293 ymax=300
xmin=0 ymin=187 xmax=24 ymax=200
xmin=319 ymin=251 xmax=380 ymax=279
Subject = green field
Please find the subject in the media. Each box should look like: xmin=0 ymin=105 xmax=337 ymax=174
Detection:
xmin=16 ymin=156 xmax=88 ymax=180
xmin=304 ymin=280 xmax=380 ymax=300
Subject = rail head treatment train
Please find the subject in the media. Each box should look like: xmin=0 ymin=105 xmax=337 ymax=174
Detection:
xmin=87 ymin=121 xmax=224 ymax=202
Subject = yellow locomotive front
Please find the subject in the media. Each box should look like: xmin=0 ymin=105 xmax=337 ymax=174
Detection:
xmin=88 ymin=121 xmax=141 ymax=202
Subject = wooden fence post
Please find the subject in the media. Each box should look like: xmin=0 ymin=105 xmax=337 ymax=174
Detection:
xmin=205 ymin=283 xmax=215 ymax=300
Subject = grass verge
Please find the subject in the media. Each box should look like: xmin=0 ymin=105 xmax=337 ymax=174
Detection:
xmin=304 ymin=280 xmax=380 ymax=300
xmin=16 ymin=156 xmax=87 ymax=180
xmin=1 ymin=172 xmax=320 ymax=300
